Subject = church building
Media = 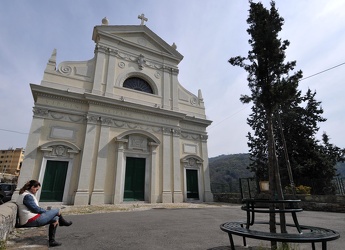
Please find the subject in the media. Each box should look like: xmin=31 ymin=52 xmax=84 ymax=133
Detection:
xmin=15 ymin=16 xmax=213 ymax=205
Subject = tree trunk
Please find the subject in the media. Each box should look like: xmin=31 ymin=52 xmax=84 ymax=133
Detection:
xmin=267 ymin=111 xmax=277 ymax=249
xmin=267 ymin=111 xmax=287 ymax=249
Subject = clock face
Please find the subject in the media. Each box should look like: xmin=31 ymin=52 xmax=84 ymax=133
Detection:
xmin=123 ymin=77 xmax=153 ymax=94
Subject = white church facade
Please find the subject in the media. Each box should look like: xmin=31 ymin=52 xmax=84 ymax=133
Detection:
xmin=15 ymin=17 xmax=213 ymax=205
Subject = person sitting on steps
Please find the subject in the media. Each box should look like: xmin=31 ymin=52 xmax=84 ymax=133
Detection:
xmin=16 ymin=180 xmax=72 ymax=247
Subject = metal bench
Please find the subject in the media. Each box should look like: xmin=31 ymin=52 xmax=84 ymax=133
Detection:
xmin=241 ymin=199 xmax=303 ymax=232
xmin=220 ymin=221 xmax=340 ymax=250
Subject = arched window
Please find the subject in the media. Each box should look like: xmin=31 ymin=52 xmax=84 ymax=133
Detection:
xmin=123 ymin=77 xmax=153 ymax=94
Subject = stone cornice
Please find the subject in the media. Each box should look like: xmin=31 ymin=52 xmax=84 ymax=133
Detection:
xmin=32 ymin=106 xmax=208 ymax=141
xmin=31 ymin=84 xmax=87 ymax=104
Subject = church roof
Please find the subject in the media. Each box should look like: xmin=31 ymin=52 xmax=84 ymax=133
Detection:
xmin=92 ymin=25 xmax=183 ymax=64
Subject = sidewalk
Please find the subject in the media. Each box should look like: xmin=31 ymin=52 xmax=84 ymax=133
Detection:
xmin=6 ymin=202 xmax=344 ymax=249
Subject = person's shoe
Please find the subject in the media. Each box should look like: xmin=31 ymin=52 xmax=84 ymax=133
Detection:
xmin=49 ymin=240 xmax=62 ymax=247
xmin=59 ymin=215 xmax=73 ymax=226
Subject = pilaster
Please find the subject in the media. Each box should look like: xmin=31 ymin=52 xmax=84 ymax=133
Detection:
xmin=201 ymin=135 xmax=213 ymax=202
xmin=171 ymin=68 xmax=179 ymax=111
xmin=14 ymin=114 xmax=45 ymax=200
xmin=90 ymin=121 xmax=110 ymax=205
xmin=162 ymin=67 xmax=171 ymax=110
xmin=104 ymin=50 xmax=117 ymax=97
xmin=149 ymin=142 xmax=159 ymax=203
xmin=74 ymin=116 xmax=99 ymax=205
xmin=92 ymin=45 xmax=106 ymax=95
xmin=113 ymin=139 xmax=127 ymax=204
xmin=162 ymin=127 xmax=172 ymax=203
xmin=172 ymin=128 xmax=183 ymax=203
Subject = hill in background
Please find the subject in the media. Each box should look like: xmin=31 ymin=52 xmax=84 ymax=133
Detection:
xmin=208 ymin=154 xmax=253 ymax=193
xmin=208 ymin=154 xmax=345 ymax=193
xmin=209 ymin=154 xmax=252 ymax=184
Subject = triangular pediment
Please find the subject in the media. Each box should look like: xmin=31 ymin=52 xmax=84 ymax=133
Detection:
xmin=92 ymin=25 xmax=183 ymax=63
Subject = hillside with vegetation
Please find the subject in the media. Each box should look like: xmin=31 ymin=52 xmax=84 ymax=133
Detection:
xmin=209 ymin=154 xmax=252 ymax=193
xmin=209 ymin=154 xmax=345 ymax=193
xmin=209 ymin=154 xmax=252 ymax=182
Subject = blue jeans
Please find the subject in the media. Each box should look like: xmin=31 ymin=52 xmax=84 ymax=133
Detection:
xmin=25 ymin=208 xmax=60 ymax=227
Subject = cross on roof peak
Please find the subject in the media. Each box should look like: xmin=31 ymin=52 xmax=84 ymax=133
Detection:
xmin=138 ymin=13 xmax=148 ymax=25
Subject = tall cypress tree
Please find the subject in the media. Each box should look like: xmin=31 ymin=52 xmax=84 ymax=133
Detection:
xmin=229 ymin=1 xmax=302 ymax=240
xmin=230 ymin=2 xmax=344 ymax=245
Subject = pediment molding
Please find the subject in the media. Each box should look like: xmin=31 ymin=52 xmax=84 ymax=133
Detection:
xmin=39 ymin=140 xmax=80 ymax=158
xmin=92 ymin=25 xmax=183 ymax=63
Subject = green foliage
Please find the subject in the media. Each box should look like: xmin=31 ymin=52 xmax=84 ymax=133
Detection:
xmin=0 ymin=240 xmax=5 ymax=250
xmin=285 ymin=185 xmax=311 ymax=195
xmin=246 ymin=86 xmax=345 ymax=193
xmin=209 ymin=154 xmax=252 ymax=185
xmin=229 ymin=1 xmax=303 ymax=204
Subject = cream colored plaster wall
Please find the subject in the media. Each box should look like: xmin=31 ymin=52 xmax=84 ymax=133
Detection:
xmin=178 ymin=102 xmax=206 ymax=119
xmin=114 ymin=87 xmax=162 ymax=105
xmin=41 ymin=76 xmax=93 ymax=92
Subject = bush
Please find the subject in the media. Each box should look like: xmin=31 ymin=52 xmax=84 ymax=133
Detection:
xmin=285 ymin=185 xmax=311 ymax=195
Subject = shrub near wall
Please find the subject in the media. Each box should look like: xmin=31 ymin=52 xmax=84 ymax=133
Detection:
xmin=0 ymin=202 xmax=17 ymax=242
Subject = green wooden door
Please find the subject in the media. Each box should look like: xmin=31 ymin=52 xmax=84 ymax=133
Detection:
xmin=40 ymin=160 xmax=68 ymax=202
xmin=186 ymin=169 xmax=199 ymax=199
xmin=124 ymin=157 xmax=145 ymax=201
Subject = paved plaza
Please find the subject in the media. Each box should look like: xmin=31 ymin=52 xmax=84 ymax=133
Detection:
xmin=6 ymin=203 xmax=344 ymax=250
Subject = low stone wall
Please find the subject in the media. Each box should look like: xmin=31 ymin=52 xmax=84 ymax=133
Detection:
xmin=0 ymin=202 xmax=17 ymax=242
xmin=213 ymin=193 xmax=242 ymax=204
xmin=213 ymin=193 xmax=345 ymax=213
xmin=288 ymin=194 xmax=345 ymax=212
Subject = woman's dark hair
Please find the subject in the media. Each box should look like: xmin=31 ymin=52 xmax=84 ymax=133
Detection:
xmin=19 ymin=180 xmax=41 ymax=194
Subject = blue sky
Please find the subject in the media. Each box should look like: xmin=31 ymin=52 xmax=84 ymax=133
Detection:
xmin=0 ymin=0 xmax=344 ymax=157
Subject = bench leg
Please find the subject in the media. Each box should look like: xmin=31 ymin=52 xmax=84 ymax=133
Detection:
xmin=322 ymin=241 xmax=327 ymax=250
xmin=242 ymin=236 xmax=247 ymax=247
xmin=291 ymin=212 xmax=302 ymax=233
xmin=311 ymin=242 xmax=315 ymax=250
xmin=227 ymin=233 xmax=235 ymax=250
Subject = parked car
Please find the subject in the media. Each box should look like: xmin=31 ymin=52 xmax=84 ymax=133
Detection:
xmin=0 ymin=183 xmax=16 ymax=204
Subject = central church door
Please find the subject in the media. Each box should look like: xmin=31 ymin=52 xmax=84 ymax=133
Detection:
xmin=124 ymin=157 xmax=145 ymax=201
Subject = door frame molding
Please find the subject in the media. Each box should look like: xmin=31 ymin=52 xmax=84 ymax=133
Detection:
xmin=114 ymin=130 xmax=160 ymax=204
xmin=181 ymin=155 xmax=204 ymax=202
xmin=37 ymin=141 xmax=80 ymax=204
